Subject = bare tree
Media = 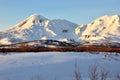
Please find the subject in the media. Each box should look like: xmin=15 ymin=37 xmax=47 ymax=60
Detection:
xmin=74 ymin=60 xmax=82 ymax=80
xmin=114 ymin=73 xmax=120 ymax=80
xmin=54 ymin=76 xmax=57 ymax=80
xmin=104 ymin=36 xmax=111 ymax=47
xmin=31 ymin=75 xmax=42 ymax=80
xmin=89 ymin=64 xmax=99 ymax=80
xmin=100 ymin=68 xmax=109 ymax=80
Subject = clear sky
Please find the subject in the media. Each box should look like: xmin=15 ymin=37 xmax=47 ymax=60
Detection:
xmin=0 ymin=0 xmax=120 ymax=30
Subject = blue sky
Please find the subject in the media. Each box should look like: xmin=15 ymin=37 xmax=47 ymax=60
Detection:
xmin=0 ymin=0 xmax=120 ymax=30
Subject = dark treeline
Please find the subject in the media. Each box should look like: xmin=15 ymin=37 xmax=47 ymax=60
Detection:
xmin=0 ymin=40 xmax=120 ymax=53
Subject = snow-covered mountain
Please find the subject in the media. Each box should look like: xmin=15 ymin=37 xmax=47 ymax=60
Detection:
xmin=0 ymin=14 xmax=78 ymax=44
xmin=0 ymin=14 xmax=120 ymax=45
xmin=75 ymin=14 xmax=120 ymax=42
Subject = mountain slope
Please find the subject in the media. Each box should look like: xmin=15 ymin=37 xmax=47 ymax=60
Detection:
xmin=75 ymin=14 xmax=120 ymax=42
xmin=0 ymin=14 xmax=78 ymax=44
xmin=0 ymin=14 xmax=120 ymax=45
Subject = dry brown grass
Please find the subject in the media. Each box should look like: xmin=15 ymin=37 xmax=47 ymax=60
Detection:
xmin=0 ymin=44 xmax=120 ymax=53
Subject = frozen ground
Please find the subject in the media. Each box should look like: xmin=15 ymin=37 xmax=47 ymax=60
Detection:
xmin=0 ymin=52 xmax=120 ymax=80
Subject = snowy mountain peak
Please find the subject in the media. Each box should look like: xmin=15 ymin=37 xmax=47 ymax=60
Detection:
xmin=0 ymin=14 xmax=78 ymax=44
xmin=29 ymin=14 xmax=48 ymax=23
xmin=10 ymin=14 xmax=49 ymax=30
xmin=92 ymin=14 xmax=120 ymax=23
xmin=0 ymin=14 xmax=120 ymax=44
xmin=112 ymin=14 xmax=120 ymax=18
xmin=75 ymin=14 xmax=120 ymax=42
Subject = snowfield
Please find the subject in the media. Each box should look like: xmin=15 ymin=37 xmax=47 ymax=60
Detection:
xmin=0 ymin=52 xmax=120 ymax=80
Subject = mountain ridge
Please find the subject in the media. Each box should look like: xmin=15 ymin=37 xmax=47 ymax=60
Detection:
xmin=0 ymin=14 xmax=120 ymax=44
xmin=0 ymin=14 xmax=78 ymax=44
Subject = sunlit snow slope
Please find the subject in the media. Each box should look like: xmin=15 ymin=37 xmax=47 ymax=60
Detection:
xmin=0 ymin=14 xmax=78 ymax=44
xmin=75 ymin=14 xmax=120 ymax=42
xmin=0 ymin=14 xmax=120 ymax=44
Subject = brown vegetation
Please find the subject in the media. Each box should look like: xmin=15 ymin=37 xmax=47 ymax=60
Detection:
xmin=0 ymin=45 xmax=120 ymax=53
